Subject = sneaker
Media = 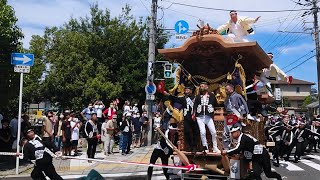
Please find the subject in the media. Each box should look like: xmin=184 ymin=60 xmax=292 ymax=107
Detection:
xmin=121 ymin=153 xmax=126 ymax=156
xmin=108 ymin=152 xmax=111 ymax=155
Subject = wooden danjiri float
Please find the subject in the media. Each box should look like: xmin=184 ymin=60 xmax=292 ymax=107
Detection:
xmin=158 ymin=25 xmax=274 ymax=179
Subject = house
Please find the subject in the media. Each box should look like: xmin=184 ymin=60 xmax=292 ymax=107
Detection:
xmin=271 ymin=78 xmax=315 ymax=109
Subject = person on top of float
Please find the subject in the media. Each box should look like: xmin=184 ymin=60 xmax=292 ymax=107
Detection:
xmin=217 ymin=10 xmax=260 ymax=42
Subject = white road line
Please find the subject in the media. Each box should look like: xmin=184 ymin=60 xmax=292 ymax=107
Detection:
xmin=306 ymin=154 xmax=320 ymax=162
xmin=279 ymin=160 xmax=304 ymax=171
xmin=300 ymin=159 xmax=320 ymax=171
xmin=60 ymin=170 xmax=164 ymax=179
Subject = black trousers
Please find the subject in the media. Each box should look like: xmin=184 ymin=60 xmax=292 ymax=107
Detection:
xmin=273 ymin=141 xmax=281 ymax=164
xmin=87 ymin=138 xmax=98 ymax=159
xmin=31 ymin=163 xmax=63 ymax=180
xmin=147 ymin=149 xmax=170 ymax=180
xmin=127 ymin=132 xmax=132 ymax=154
xmin=279 ymin=144 xmax=290 ymax=158
xmin=247 ymin=150 xmax=282 ymax=180
xmin=184 ymin=118 xmax=199 ymax=151
xmin=295 ymin=142 xmax=304 ymax=160
xmin=286 ymin=140 xmax=297 ymax=159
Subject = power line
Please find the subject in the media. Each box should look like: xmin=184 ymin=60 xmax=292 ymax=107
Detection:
xmin=162 ymin=6 xmax=219 ymax=25
xmin=281 ymin=49 xmax=315 ymax=69
xmin=267 ymin=20 xmax=305 ymax=53
xmin=261 ymin=3 xmax=299 ymax=48
xmin=139 ymin=0 xmax=150 ymax=12
xmin=162 ymin=0 xmax=312 ymax=13
xmin=285 ymin=55 xmax=315 ymax=73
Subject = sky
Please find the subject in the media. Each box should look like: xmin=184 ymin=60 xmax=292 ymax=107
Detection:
xmin=7 ymin=0 xmax=318 ymax=87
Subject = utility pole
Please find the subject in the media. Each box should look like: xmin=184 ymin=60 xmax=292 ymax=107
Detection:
xmin=146 ymin=0 xmax=158 ymax=146
xmin=312 ymin=0 xmax=320 ymax=114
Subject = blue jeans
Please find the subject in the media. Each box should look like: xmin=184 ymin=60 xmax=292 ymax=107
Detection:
xmin=119 ymin=132 xmax=123 ymax=150
xmin=121 ymin=133 xmax=129 ymax=153
xmin=55 ymin=136 xmax=62 ymax=150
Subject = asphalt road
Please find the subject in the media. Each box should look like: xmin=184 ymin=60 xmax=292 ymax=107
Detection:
xmin=261 ymin=150 xmax=320 ymax=180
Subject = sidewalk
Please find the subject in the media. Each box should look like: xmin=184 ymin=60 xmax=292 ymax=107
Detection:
xmin=0 ymin=145 xmax=167 ymax=178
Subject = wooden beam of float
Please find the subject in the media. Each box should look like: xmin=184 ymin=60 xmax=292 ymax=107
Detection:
xmin=158 ymin=34 xmax=273 ymax=80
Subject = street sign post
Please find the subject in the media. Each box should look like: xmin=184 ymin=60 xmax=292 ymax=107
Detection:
xmin=11 ymin=53 xmax=34 ymax=174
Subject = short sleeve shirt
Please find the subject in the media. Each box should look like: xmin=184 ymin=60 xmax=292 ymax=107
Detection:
xmin=43 ymin=118 xmax=53 ymax=137
xmin=82 ymin=108 xmax=95 ymax=120
xmin=106 ymin=120 xmax=117 ymax=135
xmin=61 ymin=120 xmax=72 ymax=139
xmin=70 ymin=120 xmax=80 ymax=140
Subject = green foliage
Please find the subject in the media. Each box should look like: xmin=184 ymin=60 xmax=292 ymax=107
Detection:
xmin=0 ymin=0 xmax=23 ymax=113
xmin=27 ymin=4 xmax=168 ymax=111
xmin=302 ymin=95 xmax=318 ymax=107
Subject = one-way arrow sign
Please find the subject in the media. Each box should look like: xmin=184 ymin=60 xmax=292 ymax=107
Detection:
xmin=11 ymin=53 xmax=34 ymax=66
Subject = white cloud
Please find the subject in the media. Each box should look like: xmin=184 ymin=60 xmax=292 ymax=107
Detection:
xmin=279 ymin=43 xmax=315 ymax=54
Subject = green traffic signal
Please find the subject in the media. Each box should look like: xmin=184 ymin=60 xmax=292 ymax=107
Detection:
xmin=165 ymin=71 xmax=171 ymax=78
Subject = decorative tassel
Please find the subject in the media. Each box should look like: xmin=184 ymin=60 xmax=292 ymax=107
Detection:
xmin=227 ymin=73 xmax=232 ymax=80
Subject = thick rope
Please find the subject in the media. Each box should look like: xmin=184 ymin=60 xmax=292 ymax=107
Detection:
xmin=0 ymin=152 xmax=204 ymax=172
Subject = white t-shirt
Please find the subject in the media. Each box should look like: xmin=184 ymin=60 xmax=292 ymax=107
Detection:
xmin=101 ymin=122 xmax=108 ymax=141
xmin=70 ymin=119 xmax=80 ymax=140
xmin=94 ymin=105 xmax=104 ymax=118
xmin=230 ymin=22 xmax=246 ymax=37
xmin=154 ymin=117 xmax=161 ymax=128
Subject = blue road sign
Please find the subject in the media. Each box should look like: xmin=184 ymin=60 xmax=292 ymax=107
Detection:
xmin=174 ymin=20 xmax=189 ymax=34
xmin=145 ymin=82 xmax=156 ymax=95
xmin=11 ymin=53 xmax=34 ymax=66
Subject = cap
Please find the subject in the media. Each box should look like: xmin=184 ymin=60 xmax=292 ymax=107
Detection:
xmin=230 ymin=125 xmax=241 ymax=133
xmin=185 ymin=86 xmax=193 ymax=90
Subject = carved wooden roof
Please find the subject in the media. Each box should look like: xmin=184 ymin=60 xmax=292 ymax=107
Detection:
xmin=158 ymin=34 xmax=273 ymax=80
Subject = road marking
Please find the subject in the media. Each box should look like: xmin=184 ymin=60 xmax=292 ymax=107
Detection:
xmin=60 ymin=170 xmax=164 ymax=179
xmin=300 ymin=159 xmax=320 ymax=171
xmin=279 ymin=160 xmax=304 ymax=171
xmin=306 ymin=154 xmax=320 ymax=162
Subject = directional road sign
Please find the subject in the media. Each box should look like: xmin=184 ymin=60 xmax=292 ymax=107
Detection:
xmin=11 ymin=53 xmax=34 ymax=66
xmin=174 ymin=20 xmax=189 ymax=34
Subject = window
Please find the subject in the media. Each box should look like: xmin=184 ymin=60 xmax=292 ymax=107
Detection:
xmin=296 ymin=87 xmax=300 ymax=93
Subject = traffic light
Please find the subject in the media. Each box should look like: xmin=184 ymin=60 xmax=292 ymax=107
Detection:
xmin=164 ymin=63 xmax=172 ymax=78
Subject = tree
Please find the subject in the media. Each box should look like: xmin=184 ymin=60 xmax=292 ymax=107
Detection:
xmin=0 ymin=0 xmax=24 ymax=114
xmin=30 ymin=4 xmax=169 ymax=111
xmin=302 ymin=95 xmax=318 ymax=107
